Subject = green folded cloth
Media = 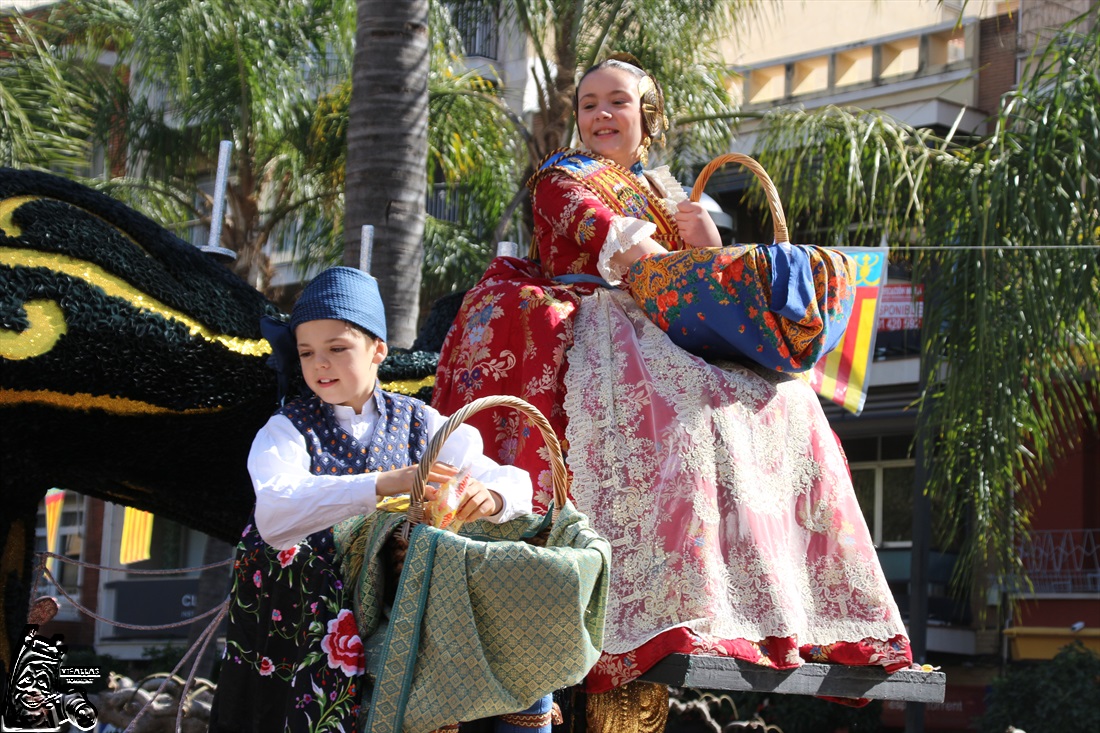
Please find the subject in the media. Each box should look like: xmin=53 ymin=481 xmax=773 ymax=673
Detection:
xmin=335 ymin=502 xmax=610 ymax=733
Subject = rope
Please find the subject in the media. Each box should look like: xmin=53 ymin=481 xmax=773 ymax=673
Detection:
xmin=29 ymin=551 xmax=234 ymax=731
xmin=173 ymin=602 xmax=227 ymax=733
xmin=37 ymin=562 xmax=228 ymax=631
xmin=35 ymin=550 xmax=233 ymax=575
xmin=30 ymin=554 xmax=45 ymax=605
xmin=120 ymin=600 xmax=230 ymax=733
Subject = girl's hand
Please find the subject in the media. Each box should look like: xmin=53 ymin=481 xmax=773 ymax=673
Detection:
xmin=455 ymin=478 xmax=503 ymax=523
xmin=376 ymin=462 xmax=456 ymax=499
xmin=675 ymin=200 xmax=722 ymax=249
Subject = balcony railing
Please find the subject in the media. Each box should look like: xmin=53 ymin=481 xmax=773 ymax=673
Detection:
xmin=446 ymin=1 xmax=499 ymax=60
xmin=1017 ymin=528 xmax=1100 ymax=594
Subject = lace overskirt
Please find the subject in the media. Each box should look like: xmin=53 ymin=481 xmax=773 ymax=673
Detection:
xmin=563 ymin=290 xmax=909 ymax=681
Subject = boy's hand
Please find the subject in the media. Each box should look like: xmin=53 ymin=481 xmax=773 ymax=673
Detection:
xmin=376 ymin=462 xmax=456 ymax=499
xmin=455 ymin=478 xmax=503 ymax=523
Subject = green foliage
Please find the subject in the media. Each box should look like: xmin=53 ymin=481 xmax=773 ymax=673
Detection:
xmin=917 ymin=9 xmax=1100 ymax=599
xmin=138 ymin=642 xmax=188 ymax=675
xmin=1 ymin=0 xmax=354 ymax=289
xmin=4 ymin=0 xmax=754 ymax=307
xmin=750 ymin=7 xmax=1100 ymax=600
xmin=980 ymin=642 xmax=1100 ymax=733
xmin=422 ymin=217 xmax=496 ymax=309
xmin=0 ymin=11 xmax=109 ymax=172
xmin=426 ymin=0 xmax=751 ymax=252
xmin=753 ymin=107 xmax=946 ymax=247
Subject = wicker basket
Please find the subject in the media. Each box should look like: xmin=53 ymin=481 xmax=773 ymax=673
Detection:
xmin=406 ymin=394 xmax=569 ymax=529
xmin=624 ymin=152 xmax=851 ymax=371
xmin=381 ymin=396 xmax=569 ymax=600
xmin=690 ymin=152 xmax=789 ymax=245
xmin=360 ymin=398 xmax=608 ymax=733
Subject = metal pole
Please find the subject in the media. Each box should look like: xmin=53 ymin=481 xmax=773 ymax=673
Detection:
xmin=359 ymin=225 xmax=374 ymax=274
xmin=202 ymin=140 xmax=236 ymax=261
xmin=496 ymin=241 xmax=518 ymax=258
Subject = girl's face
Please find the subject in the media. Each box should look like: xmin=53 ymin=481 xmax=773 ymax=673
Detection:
xmin=576 ymin=66 xmax=645 ymax=169
xmin=295 ymin=319 xmax=387 ymax=412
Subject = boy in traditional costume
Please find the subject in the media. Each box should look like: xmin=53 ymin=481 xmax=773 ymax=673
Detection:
xmin=210 ymin=267 xmax=535 ymax=732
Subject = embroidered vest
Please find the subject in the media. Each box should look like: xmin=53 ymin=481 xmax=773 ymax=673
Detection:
xmin=278 ymin=391 xmax=429 ymax=475
xmin=530 ymin=148 xmax=683 ymax=251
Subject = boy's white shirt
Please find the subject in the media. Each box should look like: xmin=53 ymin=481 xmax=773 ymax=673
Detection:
xmin=250 ymin=395 xmax=533 ymax=549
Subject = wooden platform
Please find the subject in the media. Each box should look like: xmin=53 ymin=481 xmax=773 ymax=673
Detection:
xmin=640 ymin=655 xmax=946 ymax=703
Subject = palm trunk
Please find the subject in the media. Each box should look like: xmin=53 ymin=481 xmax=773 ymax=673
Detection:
xmin=345 ymin=0 xmax=430 ymax=348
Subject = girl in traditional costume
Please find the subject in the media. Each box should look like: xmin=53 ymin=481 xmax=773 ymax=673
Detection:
xmin=209 ymin=267 xmax=534 ymax=733
xmin=432 ymin=55 xmax=913 ymax=730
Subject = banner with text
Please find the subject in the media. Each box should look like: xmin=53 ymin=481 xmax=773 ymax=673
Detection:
xmin=804 ymin=247 xmax=888 ymax=415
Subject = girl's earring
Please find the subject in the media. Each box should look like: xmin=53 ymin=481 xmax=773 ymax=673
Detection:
xmin=638 ymin=137 xmax=652 ymax=166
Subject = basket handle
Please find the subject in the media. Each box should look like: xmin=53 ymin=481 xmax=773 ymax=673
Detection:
xmin=407 ymin=395 xmax=568 ymax=527
xmin=690 ymin=153 xmax=789 ymax=245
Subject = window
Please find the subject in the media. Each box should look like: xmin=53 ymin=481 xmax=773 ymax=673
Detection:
xmin=35 ymin=490 xmax=86 ymax=620
xmin=445 ymin=1 xmax=499 ymax=60
xmin=124 ymin=516 xmax=198 ymax=576
xmin=846 ymin=435 xmax=915 ymax=547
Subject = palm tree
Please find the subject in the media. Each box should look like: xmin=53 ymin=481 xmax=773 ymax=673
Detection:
xmin=749 ymin=7 xmax=1100 ymax=600
xmin=520 ymin=0 xmax=756 ymax=169
xmin=6 ymin=0 xmax=754 ymax=333
xmin=366 ymin=0 xmax=759 ymax=332
xmin=2 ymin=0 xmax=355 ymax=292
xmin=0 ymin=10 xmax=102 ymax=174
xmin=343 ymin=0 xmax=430 ymax=346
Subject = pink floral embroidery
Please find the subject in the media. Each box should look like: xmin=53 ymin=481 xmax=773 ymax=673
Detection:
xmin=258 ymin=656 xmax=274 ymax=676
xmin=321 ymin=609 xmax=365 ymax=677
xmin=277 ymin=546 xmax=299 ymax=568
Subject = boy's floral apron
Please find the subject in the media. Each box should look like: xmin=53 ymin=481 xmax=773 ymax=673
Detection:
xmin=210 ymin=392 xmax=426 ymax=732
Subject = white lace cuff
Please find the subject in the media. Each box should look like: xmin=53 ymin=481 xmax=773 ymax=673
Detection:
xmin=598 ymin=216 xmax=658 ymax=286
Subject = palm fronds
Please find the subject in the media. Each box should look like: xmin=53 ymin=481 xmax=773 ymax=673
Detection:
xmin=747 ymin=8 xmax=1100 ymax=600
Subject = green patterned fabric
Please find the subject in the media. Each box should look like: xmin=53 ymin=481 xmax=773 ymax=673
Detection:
xmin=336 ymin=502 xmax=610 ymax=733
xmin=334 ymin=510 xmax=409 ymax=643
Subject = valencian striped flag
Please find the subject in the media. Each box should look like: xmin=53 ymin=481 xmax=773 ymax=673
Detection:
xmin=44 ymin=489 xmax=65 ymax=574
xmin=119 ymin=507 xmax=154 ymax=564
xmin=804 ymin=247 xmax=888 ymax=415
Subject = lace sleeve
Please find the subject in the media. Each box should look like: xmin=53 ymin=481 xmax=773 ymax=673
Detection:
xmin=597 ymin=216 xmax=659 ymax=286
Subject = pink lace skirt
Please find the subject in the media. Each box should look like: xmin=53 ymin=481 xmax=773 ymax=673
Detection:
xmin=563 ymin=289 xmax=912 ymax=693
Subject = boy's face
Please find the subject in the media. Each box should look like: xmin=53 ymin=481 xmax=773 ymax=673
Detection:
xmin=296 ymin=319 xmax=387 ymax=411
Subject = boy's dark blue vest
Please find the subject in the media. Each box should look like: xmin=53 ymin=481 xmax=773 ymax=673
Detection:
xmin=278 ymin=390 xmax=429 ymax=474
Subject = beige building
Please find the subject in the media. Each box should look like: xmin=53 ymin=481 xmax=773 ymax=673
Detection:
xmin=723 ymin=0 xmax=1017 ymax=149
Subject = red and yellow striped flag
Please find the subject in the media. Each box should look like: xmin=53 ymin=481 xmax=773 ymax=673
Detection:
xmin=44 ymin=489 xmax=65 ymax=574
xmin=119 ymin=507 xmax=154 ymax=564
xmin=804 ymin=247 xmax=888 ymax=415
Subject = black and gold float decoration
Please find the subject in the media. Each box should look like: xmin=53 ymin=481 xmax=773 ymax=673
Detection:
xmin=0 ymin=168 xmax=440 ymax=678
